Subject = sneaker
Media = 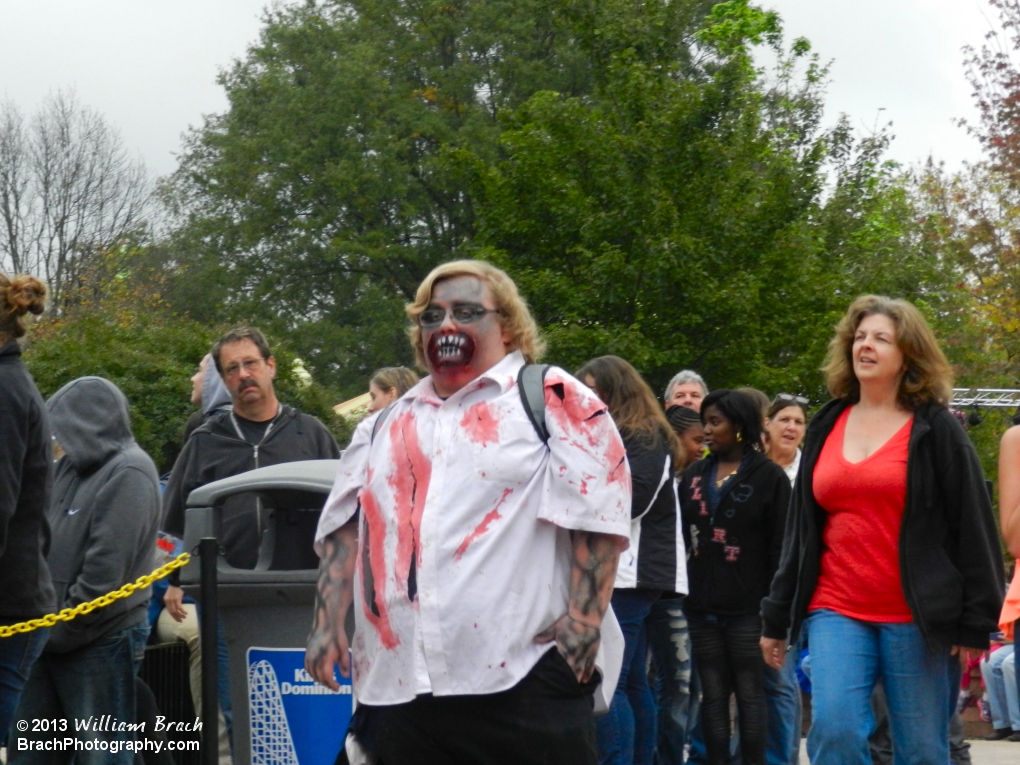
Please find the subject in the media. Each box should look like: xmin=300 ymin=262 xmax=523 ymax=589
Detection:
xmin=979 ymin=695 xmax=992 ymax=723
xmin=984 ymin=727 xmax=1014 ymax=741
xmin=957 ymin=689 xmax=972 ymax=715
xmin=1009 ymin=731 xmax=1020 ymax=742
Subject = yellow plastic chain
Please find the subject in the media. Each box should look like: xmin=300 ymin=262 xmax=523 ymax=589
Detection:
xmin=0 ymin=552 xmax=191 ymax=638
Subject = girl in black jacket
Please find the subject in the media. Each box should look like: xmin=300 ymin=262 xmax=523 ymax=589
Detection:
xmin=679 ymin=389 xmax=790 ymax=765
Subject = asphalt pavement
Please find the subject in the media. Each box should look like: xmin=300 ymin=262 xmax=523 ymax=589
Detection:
xmin=798 ymin=738 xmax=1020 ymax=764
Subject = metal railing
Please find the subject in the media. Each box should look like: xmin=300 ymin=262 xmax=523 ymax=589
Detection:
xmin=950 ymin=389 xmax=1020 ymax=409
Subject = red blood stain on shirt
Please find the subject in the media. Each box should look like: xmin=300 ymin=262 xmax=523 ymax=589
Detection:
xmin=453 ymin=488 xmax=514 ymax=560
xmin=544 ymin=371 xmax=628 ymax=486
xmin=459 ymin=402 xmax=501 ymax=447
xmin=387 ymin=412 xmax=432 ymax=595
xmin=357 ymin=483 xmax=400 ymax=650
xmin=605 ymin=432 xmax=627 ymax=485
xmin=545 ymin=372 xmax=607 ymax=448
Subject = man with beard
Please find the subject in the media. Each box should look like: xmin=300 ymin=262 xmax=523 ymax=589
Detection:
xmin=306 ymin=261 xmax=631 ymax=764
xmin=161 ymin=327 xmax=340 ymax=619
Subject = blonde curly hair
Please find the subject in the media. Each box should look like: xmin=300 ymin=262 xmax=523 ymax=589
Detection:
xmin=406 ymin=260 xmax=545 ymax=368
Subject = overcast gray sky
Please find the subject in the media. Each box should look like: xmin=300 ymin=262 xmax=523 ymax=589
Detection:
xmin=767 ymin=0 xmax=994 ymax=170
xmin=0 ymin=0 xmax=1001 ymax=178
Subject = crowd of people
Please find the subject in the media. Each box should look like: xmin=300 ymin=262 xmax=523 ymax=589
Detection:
xmin=0 ymin=261 xmax=1018 ymax=765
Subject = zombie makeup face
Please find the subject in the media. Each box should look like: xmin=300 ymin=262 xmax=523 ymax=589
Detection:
xmin=421 ymin=275 xmax=511 ymax=398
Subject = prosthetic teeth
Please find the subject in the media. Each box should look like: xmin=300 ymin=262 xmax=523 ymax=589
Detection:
xmin=438 ymin=335 xmax=466 ymax=359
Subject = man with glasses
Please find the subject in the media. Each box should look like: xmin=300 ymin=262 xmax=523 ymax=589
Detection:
xmin=306 ymin=260 xmax=631 ymax=764
xmin=160 ymin=327 xmax=340 ymax=620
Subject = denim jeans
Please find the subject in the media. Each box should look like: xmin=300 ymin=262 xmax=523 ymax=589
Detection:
xmin=10 ymin=621 xmax=151 ymax=764
xmin=0 ymin=627 xmax=50 ymax=739
xmin=647 ymin=597 xmax=695 ymax=765
xmin=979 ymin=645 xmax=1019 ymax=730
xmin=762 ymin=638 xmax=800 ymax=765
xmin=805 ymin=610 xmax=955 ymax=765
xmin=596 ymin=588 xmax=661 ymax=765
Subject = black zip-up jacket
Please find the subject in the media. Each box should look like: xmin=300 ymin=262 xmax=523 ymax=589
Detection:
xmin=162 ymin=405 xmax=339 ymax=574
xmin=680 ymin=451 xmax=791 ymax=617
xmin=761 ymin=399 xmax=1004 ymax=651
xmin=616 ymin=431 xmax=684 ymax=593
xmin=0 ymin=340 xmax=56 ymax=622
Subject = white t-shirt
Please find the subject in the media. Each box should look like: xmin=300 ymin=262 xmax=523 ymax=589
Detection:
xmin=316 ymin=351 xmax=632 ymax=705
xmin=783 ymin=448 xmax=802 ymax=487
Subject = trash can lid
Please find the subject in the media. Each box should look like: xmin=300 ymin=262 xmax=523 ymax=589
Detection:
xmin=185 ymin=459 xmax=341 ymax=507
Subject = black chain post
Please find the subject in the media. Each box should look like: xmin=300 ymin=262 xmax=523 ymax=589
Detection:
xmin=199 ymin=537 xmax=219 ymax=765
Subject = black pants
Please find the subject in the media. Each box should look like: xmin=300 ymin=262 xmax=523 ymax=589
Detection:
xmin=353 ymin=648 xmax=599 ymax=765
xmin=687 ymin=611 xmax=766 ymax=765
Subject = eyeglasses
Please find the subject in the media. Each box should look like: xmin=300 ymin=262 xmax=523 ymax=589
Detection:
xmin=418 ymin=305 xmax=501 ymax=329
xmin=774 ymin=393 xmax=809 ymax=406
xmin=222 ymin=358 xmax=265 ymax=377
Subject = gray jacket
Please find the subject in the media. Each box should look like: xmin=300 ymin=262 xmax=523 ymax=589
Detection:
xmin=45 ymin=377 xmax=160 ymax=653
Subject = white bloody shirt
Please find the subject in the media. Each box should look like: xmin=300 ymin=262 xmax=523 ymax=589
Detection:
xmin=316 ymin=350 xmax=631 ymax=705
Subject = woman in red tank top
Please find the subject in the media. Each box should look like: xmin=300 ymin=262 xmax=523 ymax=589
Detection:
xmin=759 ymin=295 xmax=1004 ymax=765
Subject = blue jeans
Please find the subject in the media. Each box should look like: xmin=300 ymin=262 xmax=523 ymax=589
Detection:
xmin=596 ymin=588 xmax=661 ymax=765
xmin=762 ymin=636 xmax=801 ymax=765
xmin=980 ymin=645 xmax=1018 ymax=730
xmin=806 ymin=610 xmax=955 ymax=765
xmin=10 ymin=621 xmax=150 ymax=764
xmin=0 ymin=627 xmax=50 ymax=739
xmin=647 ymin=597 xmax=695 ymax=765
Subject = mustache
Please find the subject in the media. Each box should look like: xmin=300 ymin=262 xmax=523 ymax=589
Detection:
xmin=237 ymin=379 xmax=259 ymax=391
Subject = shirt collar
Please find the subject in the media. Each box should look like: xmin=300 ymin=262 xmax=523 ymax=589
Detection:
xmin=410 ymin=350 xmax=526 ymax=406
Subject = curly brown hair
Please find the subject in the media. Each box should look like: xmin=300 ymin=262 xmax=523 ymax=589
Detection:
xmin=406 ymin=260 xmax=545 ymax=369
xmin=822 ymin=295 xmax=953 ymax=409
xmin=0 ymin=273 xmax=47 ymax=342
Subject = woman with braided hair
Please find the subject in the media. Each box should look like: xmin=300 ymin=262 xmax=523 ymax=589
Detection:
xmin=0 ymin=273 xmax=55 ymax=734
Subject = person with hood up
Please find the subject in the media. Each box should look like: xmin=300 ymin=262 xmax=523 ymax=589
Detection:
xmin=181 ymin=353 xmax=233 ymax=444
xmin=11 ymin=377 xmax=160 ymax=764
xmin=152 ymin=354 xmax=234 ymax=765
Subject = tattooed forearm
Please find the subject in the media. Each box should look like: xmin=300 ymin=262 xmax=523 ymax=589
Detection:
xmin=305 ymin=522 xmax=358 ymax=689
xmin=535 ymin=531 xmax=620 ymax=683
xmin=569 ymin=531 xmax=619 ymax=624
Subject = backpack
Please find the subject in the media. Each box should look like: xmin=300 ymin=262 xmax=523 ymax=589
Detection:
xmin=371 ymin=363 xmax=553 ymax=443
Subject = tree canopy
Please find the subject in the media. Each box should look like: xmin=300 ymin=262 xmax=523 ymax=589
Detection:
xmin=159 ymin=0 xmax=970 ymax=401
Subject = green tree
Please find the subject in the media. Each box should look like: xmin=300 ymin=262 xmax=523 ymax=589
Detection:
xmin=163 ymin=0 xmax=963 ymax=408
xmin=164 ymin=0 xmax=663 ymax=395
xmin=466 ymin=1 xmax=959 ymax=399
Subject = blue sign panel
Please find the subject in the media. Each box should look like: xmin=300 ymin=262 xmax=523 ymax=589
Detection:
xmin=247 ymin=647 xmax=352 ymax=765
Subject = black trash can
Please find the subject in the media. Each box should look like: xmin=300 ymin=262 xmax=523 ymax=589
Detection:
xmin=181 ymin=460 xmax=353 ymax=765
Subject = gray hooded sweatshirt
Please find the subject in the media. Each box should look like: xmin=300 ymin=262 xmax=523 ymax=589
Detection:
xmin=45 ymin=377 xmax=160 ymax=654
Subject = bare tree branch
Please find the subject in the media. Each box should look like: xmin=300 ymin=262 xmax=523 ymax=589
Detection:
xmin=0 ymin=91 xmax=152 ymax=305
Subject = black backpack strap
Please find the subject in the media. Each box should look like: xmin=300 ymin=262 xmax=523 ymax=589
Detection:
xmin=371 ymin=403 xmax=395 ymax=443
xmin=517 ymin=364 xmax=552 ymax=444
